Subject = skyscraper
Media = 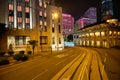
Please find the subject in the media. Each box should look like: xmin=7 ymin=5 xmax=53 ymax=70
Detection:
xmin=97 ymin=0 xmax=120 ymax=21
xmin=62 ymin=13 xmax=74 ymax=36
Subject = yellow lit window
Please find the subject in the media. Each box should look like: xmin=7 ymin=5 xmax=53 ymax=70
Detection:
xmin=101 ymin=32 xmax=105 ymax=36
xmin=109 ymin=31 xmax=112 ymax=35
xmin=95 ymin=32 xmax=100 ymax=36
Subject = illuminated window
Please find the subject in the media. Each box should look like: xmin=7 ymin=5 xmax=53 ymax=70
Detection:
xmin=26 ymin=18 xmax=30 ymax=23
xmin=25 ymin=0 xmax=29 ymax=2
xmin=86 ymin=34 xmax=89 ymax=37
xmin=79 ymin=35 xmax=81 ymax=38
xmin=101 ymin=32 xmax=105 ymax=36
xmin=18 ymin=17 xmax=22 ymax=23
xmin=109 ymin=31 xmax=112 ymax=35
xmin=44 ymin=21 xmax=47 ymax=26
xmin=40 ymin=21 xmax=42 ymax=25
xmin=44 ymin=12 xmax=47 ymax=17
xmin=9 ymin=16 xmax=14 ymax=22
xmin=39 ymin=11 xmax=42 ymax=16
xmin=118 ymin=32 xmax=120 ymax=35
xmin=95 ymin=32 xmax=100 ymax=36
xmin=39 ymin=2 xmax=42 ymax=7
xmin=9 ymin=4 xmax=13 ymax=10
xmin=15 ymin=36 xmax=27 ymax=45
xmin=40 ymin=36 xmax=48 ymax=45
xmin=114 ymin=31 xmax=116 ymax=35
xmin=25 ymin=7 xmax=29 ymax=13
xmin=90 ymin=33 xmax=94 ymax=37
xmin=44 ymin=3 xmax=47 ymax=8
xmin=52 ymin=23 xmax=54 ymax=27
xmin=17 ymin=6 xmax=22 ymax=11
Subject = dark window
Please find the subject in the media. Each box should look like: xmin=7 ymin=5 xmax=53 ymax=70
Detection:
xmin=25 ymin=13 xmax=30 ymax=18
xmin=40 ymin=36 xmax=48 ymax=45
xmin=52 ymin=37 xmax=55 ymax=44
xmin=17 ymin=12 xmax=22 ymax=17
xmin=25 ymin=2 xmax=29 ymax=7
xmin=59 ymin=38 xmax=61 ymax=44
xmin=52 ymin=27 xmax=54 ymax=33
xmin=58 ymin=24 xmax=61 ymax=33
xmin=43 ymin=26 xmax=47 ymax=32
xmin=9 ymin=10 xmax=14 ymax=16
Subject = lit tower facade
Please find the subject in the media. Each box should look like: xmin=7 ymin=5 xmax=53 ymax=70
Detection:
xmin=62 ymin=13 xmax=74 ymax=36
xmin=76 ymin=7 xmax=97 ymax=29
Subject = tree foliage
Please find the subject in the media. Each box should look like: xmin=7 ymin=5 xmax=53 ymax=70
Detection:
xmin=28 ymin=40 xmax=38 ymax=54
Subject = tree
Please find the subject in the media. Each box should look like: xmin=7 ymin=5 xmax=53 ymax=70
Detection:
xmin=28 ymin=40 xmax=38 ymax=54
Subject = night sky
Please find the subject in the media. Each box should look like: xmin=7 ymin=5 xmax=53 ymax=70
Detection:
xmin=55 ymin=0 xmax=100 ymax=20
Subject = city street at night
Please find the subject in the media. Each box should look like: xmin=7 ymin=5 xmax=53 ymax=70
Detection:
xmin=0 ymin=47 xmax=120 ymax=80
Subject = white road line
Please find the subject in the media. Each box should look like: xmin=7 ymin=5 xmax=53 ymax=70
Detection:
xmin=55 ymin=59 xmax=67 ymax=66
xmin=0 ymin=67 xmax=21 ymax=75
xmin=32 ymin=69 xmax=48 ymax=80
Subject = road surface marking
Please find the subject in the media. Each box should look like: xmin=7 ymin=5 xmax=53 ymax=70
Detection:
xmin=55 ymin=54 xmax=68 ymax=58
xmin=55 ymin=59 xmax=67 ymax=66
xmin=32 ymin=69 xmax=48 ymax=80
xmin=0 ymin=67 xmax=21 ymax=75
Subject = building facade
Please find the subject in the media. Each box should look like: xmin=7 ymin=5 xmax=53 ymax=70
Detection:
xmin=97 ymin=0 xmax=120 ymax=22
xmin=0 ymin=0 xmax=64 ymax=52
xmin=76 ymin=7 xmax=97 ymax=29
xmin=74 ymin=19 xmax=120 ymax=48
xmin=47 ymin=6 xmax=64 ymax=50
xmin=62 ymin=13 xmax=74 ymax=36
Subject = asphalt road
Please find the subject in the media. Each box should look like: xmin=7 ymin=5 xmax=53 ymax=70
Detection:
xmin=0 ymin=47 xmax=82 ymax=80
xmin=0 ymin=47 xmax=120 ymax=80
xmin=94 ymin=48 xmax=120 ymax=80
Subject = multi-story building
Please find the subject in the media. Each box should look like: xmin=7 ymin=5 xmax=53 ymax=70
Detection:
xmin=62 ymin=13 xmax=74 ymax=37
xmin=101 ymin=0 xmax=113 ymax=17
xmin=74 ymin=19 xmax=120 ymax=48
xmin=0 ymin=0 xmax=64 ymax=52
xmin=97 ymin=0 xmax=120 ymax=22
xmin=47 ymin=6 xmax=64 ymax=50
xmin=76 ymin=7 xmax=97 ymax=29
